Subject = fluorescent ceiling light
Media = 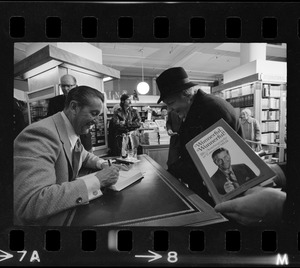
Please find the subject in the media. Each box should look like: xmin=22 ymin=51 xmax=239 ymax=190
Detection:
xmin=103 ymin=77 xmax=113 ymax=82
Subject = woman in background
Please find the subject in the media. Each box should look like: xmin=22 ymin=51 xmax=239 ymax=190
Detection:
xmin=240 ymin=108 xmax=262 ymax=152
xmin=108 ymin=94 xmax=142 ymax=156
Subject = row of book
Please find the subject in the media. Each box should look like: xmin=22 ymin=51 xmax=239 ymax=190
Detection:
xmin=262 ymin=84 xmax=281 ymax=98
xmin=261 ymin=97 xmax=280 ymax=109
xmin=261 ymin=110 xmax=280 ymax=121
xmin=261 ymin=121 xmax=279 ymax=132
xmin=224 ymin=84 xmax=256 ymax=99
xmin=226 ymin=94 xmax=254 ymax=108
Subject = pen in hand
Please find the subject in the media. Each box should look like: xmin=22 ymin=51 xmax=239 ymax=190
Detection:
xmin=108 ymin=160 xmax=112 ymax=166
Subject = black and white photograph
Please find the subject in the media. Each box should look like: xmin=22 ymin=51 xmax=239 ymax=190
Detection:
xmin=2 ymin=2 xmax=299 ymax=265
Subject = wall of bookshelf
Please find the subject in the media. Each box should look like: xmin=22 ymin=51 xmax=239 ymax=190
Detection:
xmin=212 ymin=73 xmax=286 ymax=163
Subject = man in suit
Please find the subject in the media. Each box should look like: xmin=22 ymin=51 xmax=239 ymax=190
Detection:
xmin=14 ymin=86 xmax=124 ymax=226
xmin=211 ymin=147 xmax=257 ymax=195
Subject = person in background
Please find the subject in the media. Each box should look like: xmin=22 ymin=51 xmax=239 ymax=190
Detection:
xmin=166 ymin=110 xmax=182 ymax=169
xmin=151 ymin=106 xmax=168 ymax=120
xmin=211 ymin=147 xmax=257 ymax=195
xmin=108 ymin=94 xmax=142 ymax=156
xmin=47 ymin=74 xmax=93 ymax=152
xmin=14 ymin=86 xmax=127 ymax=226
xmin=156 ymin=67 xmax=243 ymax=205
xmin=240 ymin=108 xmax=262 ymax=152
xmin=160 ymin=106 xmax=168 ymax=120
xmin=47 ymin=74 xmax=78 ymax=117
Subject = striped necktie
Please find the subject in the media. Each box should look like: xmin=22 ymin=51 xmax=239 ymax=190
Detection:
xmin=72 ymin=138 xmax=82 ymax=180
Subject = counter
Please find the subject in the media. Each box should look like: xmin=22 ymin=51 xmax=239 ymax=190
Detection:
xmin=64 ymin=154 xmax=225 ymax=226
xmin=140 ymin=144 xmax=169 ymax=170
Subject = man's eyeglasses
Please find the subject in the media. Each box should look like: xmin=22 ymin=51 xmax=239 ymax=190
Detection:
xmin=59 ymin=84 xmax=76 ymax=88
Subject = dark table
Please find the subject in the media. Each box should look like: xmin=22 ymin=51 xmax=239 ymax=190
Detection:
xmin=66 ymin=154 xmax=226 ymax=226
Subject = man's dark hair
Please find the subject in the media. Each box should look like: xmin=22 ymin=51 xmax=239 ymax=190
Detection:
xmin=211 ymin=147 xmax=229 ymax=161
xmin=65 ymin=86 xmax=104 ymax=108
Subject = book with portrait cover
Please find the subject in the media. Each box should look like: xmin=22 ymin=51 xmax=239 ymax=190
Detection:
xmin=185 ymin=119 xmax=276 ymax=204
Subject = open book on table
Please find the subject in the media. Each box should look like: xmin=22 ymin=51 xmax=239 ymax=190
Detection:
xmin=109 ymin=168 xmax=144 ymax=191
xmin=185 ymin=119 xmax=277 ymax=205
xmin=78 ymin=167 xmax=144 ymax=193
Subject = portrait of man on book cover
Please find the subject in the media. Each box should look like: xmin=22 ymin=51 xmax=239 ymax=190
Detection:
xmin=185 ymin=119 xmax=276 ymax=204
xmin=210 ymin=147 xmax=258 ymax=195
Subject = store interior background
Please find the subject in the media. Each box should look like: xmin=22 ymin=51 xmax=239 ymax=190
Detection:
xmin=13 ymin=42 xmax=287 ymax=165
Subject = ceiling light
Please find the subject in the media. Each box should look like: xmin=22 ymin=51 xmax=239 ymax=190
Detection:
xmin=137 ymin=48 xmax=149 ymax=95
xmin=103 ymin=76 xmax=113 ymax=82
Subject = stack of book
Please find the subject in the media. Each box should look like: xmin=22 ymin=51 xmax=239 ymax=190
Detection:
xmin=158 ymin=130 xmax=170 ymax=145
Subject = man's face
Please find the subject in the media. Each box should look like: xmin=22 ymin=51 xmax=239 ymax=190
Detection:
xmin=214 ymin=151 xmax=231 ymax=171
xmin=161 ymin=109 xmax=168 ymax=117
xmin=163 ymin=93 xmax=189 ymax=119
xmin=72 ymin=97 xmax=103 ymax=135
xmin=60 ymin=76 xmax=77 ymax=95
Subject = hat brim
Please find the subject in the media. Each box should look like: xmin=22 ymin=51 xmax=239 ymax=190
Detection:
xmin=157 ymin=81 xmax=197 ymax=104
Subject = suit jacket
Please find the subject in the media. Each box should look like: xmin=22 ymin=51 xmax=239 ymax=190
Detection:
xmin=211 ymin=164 xmax=257 ymax=195
xmin=168 ymin=89 xmax=244 ymax=205
xmin=14 ymin=112 xmax=100 ymax=226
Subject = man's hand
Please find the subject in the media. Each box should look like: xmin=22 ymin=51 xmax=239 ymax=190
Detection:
xmin=224 ymin=181 xmax=235 ymax=193
xmin=167 ymin=129 xmax=178 ymax=136
xmin=95 ymin=166 xmax=120 ymax=188
xmin=214 ymin=187 xmax=286 ymax=226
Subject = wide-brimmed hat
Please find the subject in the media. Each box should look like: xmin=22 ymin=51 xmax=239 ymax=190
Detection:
xmin=156 ymin=67 xmax=197 ymax=104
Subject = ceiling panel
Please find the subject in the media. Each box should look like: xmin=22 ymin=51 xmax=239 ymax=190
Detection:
xmin=14 ymin=42 xmax=286 ymax=82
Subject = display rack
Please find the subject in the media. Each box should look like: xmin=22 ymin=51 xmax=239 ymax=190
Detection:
xmin=212 ymin=73 xmax=286 ymax=163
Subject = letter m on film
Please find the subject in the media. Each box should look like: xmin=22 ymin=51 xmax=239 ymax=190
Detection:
xmin=276 ymin=254 xmax=289 ymax=265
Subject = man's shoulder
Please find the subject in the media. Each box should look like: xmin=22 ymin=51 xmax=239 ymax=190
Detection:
xmin=211 ymin=169 xmax=224 ymax=180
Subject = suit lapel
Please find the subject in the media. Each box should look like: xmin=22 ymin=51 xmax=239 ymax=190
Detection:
xmin=52 ymin=113 xmax=72 ymax=167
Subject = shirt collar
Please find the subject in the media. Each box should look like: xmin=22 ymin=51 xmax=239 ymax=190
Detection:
xmin=61 ymin=111 xmax=79 ymax=150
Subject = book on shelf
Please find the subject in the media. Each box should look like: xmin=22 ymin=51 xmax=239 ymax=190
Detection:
xmin=185 ymin=119 xmax=277 ymax=204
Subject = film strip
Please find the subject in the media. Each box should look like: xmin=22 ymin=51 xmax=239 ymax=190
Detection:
xmin=1 ymin=1 xmax=300 ymax=266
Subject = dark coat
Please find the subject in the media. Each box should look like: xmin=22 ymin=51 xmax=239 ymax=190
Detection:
xmin=47 ymin=95 xmax=66 ymax=117
xmin=166 ymin=110 xmax=182 ymax=167
xmin=168 ymin=89 xmax=244 ymax=205
xmin=211 ymin=164 xmax=257 ymax=195
xmin=108 ymin=106 xmax=142 ymax=156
